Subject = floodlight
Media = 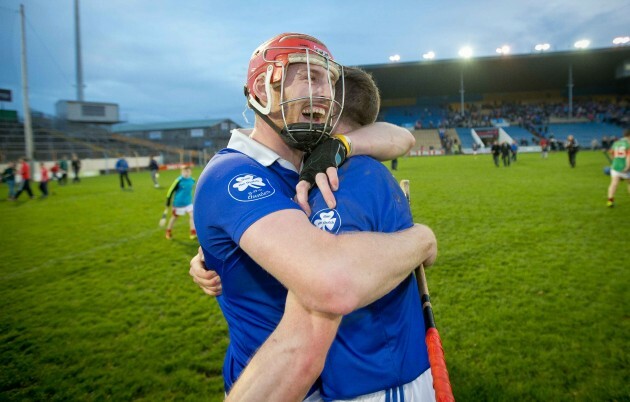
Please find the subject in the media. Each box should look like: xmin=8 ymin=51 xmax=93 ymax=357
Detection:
xmin=389 ymin=54 xmax=401 ymax=62
xmin=422 ymin=51 xmax=435 ymax=60
xmin=496 ymin=45 xmax=510 ymax=54
xmin=612 ymin=36 xmax=630 ymax=45
xmin=458 ymin=46 xmax=473 ymax=59
xmin=574 ymin=39 xmax=590 ymax=49
xmin=534 ymin=43 xmax=550 ymax=51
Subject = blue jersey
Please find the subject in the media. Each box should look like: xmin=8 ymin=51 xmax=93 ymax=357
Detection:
xmin=309 ymin=156 xmax=430 ymax=400
xmin=166 ymin=175 xmax=195 ymax=207
xmin=193 ymin=130 xmax=304 ymax=393
xmin=115 ymin=158 xmax=129 ymax=172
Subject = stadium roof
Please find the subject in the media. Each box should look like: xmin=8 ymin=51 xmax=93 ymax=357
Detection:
xmin=111 ymin=118 xmax=238 ymax=133
xmin=359 ymin=47 xmax=630 ymax=102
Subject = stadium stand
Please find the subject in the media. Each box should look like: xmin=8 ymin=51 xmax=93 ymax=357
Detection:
xmin=363 ymin=46 xmax=629 ymax=153
xmin=379 ymin=105 xmax=449 ymax=129
xmin=409 ymin=129 xmax=442 ymax=154
xmin=546 ymin=122 xmax=624 ymax=146
xmin=379 ymin=98 xmax=628 ymax=152
xmin=502 ymin=126 xmax=534 ymax=144
xmin=0 ymin=120 xmax=156 ymax=163
xmin=0 ymin=113 xmax=239 ymax=166
xmin=2 ymin=48 xmax=627 ymax=162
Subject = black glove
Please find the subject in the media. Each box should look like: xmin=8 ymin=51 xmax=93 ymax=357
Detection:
xmin=299 ymin=136 xmax=349 ymax=186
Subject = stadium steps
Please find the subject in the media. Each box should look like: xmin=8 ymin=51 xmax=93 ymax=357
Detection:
xmin=503 ymin=126 xmax=536 ymax=143
xmin=0 ymin=122 xmax=155 ymax=162
xmin=454 ymin=128 xmax=475 ymax=148
xmin=45 ymin=129 xmax=109 ymax=154
xmin=410 ymin=129 xmax=442 ymax=152
xmin=446 ymin=128 xmax=462 ymax=148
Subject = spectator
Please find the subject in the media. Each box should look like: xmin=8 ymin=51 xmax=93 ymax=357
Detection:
xmin=501 ymin=141 xmax=511 ymax=167
xmin=149 ymin=156 xmax=160 ymax=188
xmin=50 ymin=162 xmax=61 ymax=182
xmin=115 ymin=156 xmax=133 ymax=190
xmin=71 ymin=154 xmax=81 ymax=183
xmin=540 ymin=137 xmax=549 ymax=159
xmin=391 ymin=158 xmax=398 ymax=171
xmin=59 ymin=156 xmax=69 ymax=185
xmin=510 ymin=141 xmax=518 ymax=162
xmin=2 ymin=161 xmax=16 ymax=200
xmin=14 ymin=157 xmax=34 ymax=200
xmin=565 ymin=135 xmax=579 ymax=168
xmin=39 ymin=162 xmax=49 ymax=198
xmin=491 ymin=140 xmax=501 ymax=167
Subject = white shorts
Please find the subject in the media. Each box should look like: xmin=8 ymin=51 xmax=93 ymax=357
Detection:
xmin=611 ymin=169 xmax=629 ymax=179
xmin=172 ymin=204 xmax=193 ymax=216
xmin=305 ymin=368 xmax=436 ymax=402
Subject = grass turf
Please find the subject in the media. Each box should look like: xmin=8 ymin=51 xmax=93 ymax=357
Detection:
xmin=1 ymin=150 xmax=628 ymax=401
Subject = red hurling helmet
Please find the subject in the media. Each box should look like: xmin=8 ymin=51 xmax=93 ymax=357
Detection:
xmin=244 ymin=33 xmax=344 ymax=152
xmin=245 ymin=32 xmax=339 ymax=102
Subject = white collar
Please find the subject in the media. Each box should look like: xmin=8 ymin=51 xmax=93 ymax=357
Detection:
xmin=227 ymin=129 xmax=299 ymax=173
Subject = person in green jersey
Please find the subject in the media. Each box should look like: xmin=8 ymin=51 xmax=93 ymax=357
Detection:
xmin=607 ymin=129 xmax=630 ymax=207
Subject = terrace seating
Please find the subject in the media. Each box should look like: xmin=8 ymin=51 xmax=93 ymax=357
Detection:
xmin=0 ymin=121 xmax=159 ymax=163
xmin=546 ymin=122 xmax=624 ymax=146
xmin=410 ymin=129 xmax=442 ymax=153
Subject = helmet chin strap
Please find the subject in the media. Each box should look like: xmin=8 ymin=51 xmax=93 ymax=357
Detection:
xmin=248 ymin=100 xmax=285 ymax=136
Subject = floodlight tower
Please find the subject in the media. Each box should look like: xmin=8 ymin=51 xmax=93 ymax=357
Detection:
xmin=458 ymin=47 xmax=473 ymax=115
xmin=568 ymin=64 xmax=573 ymax=118
xmin=19 ymin=5 xmax=34 ymax=165
xmin=74 ymin=0 xmax=85 ymax=101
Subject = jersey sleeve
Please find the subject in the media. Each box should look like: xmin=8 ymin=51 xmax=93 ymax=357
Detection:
xmin=194 ymin=151 xmax=301 ymax=247
xmin=165 ymin=178 xmax=181 ymax=207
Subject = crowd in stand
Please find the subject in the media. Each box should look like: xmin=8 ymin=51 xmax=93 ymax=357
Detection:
xmin=440 ymin=99 xmax=629 ymax=132
xmin=387 ymin=99 xmax=629 ymax=136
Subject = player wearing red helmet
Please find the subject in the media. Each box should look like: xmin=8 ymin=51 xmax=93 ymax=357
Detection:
xmin=192 ymin=32 xmax=435 ymax=401
xmin=244 ymin=33 xmax=344 ymax=153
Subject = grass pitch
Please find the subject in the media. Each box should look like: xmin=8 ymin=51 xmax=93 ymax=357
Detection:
xmin=1 ymin=151 xmax=628 ymax=401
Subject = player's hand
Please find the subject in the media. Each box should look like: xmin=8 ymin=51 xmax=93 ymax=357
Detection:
xmin=295 ymin=167 xmax=339 ymax=215
xmin=296 ymin=136 xmax=348 ymax=214
xmin=189 ymin=247 xmax=222 ymax=296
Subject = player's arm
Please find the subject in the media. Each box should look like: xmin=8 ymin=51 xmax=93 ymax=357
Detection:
xmin=226 ymin=291 xmax=340 ymax=401
xmin=240 ymin=210 xmax=436 ymax=315
xmin=344 ymin=122 xmax=415 ymax=161
xmin=296 ymin=122 xmax=414 ymax=213
xmin=165 ymin=179 xmax=180 ymax=207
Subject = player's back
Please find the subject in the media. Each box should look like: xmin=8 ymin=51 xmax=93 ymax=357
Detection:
xmin=308 ymin=156 xmax=429 ymax=400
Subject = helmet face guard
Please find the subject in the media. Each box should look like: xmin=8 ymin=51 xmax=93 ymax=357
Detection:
xmin=277 ymin=51 xmax=344 ymax=152
xmin=245 ymin=33 xmax=345 ymax=152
